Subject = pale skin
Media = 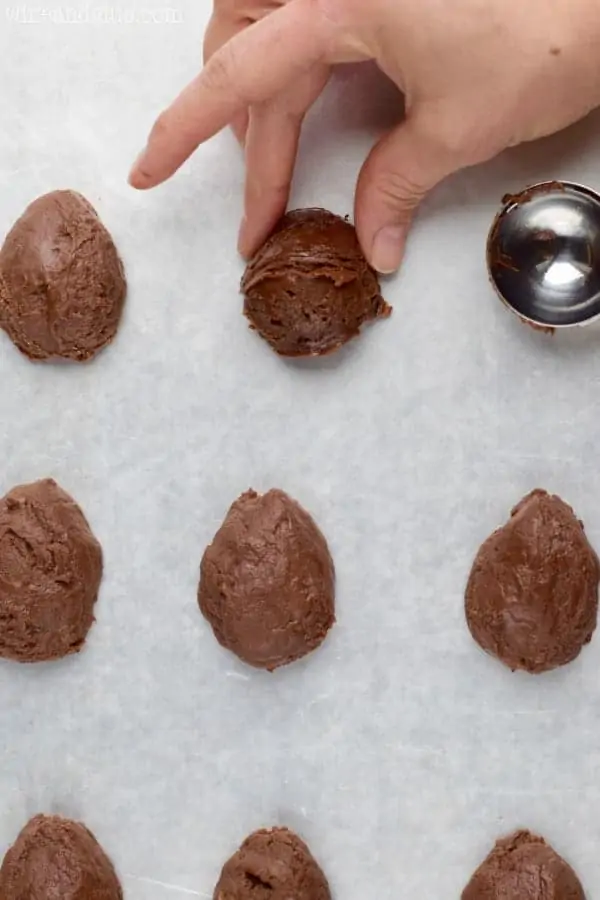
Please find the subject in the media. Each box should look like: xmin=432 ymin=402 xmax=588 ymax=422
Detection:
xmin=129 ymin=0 xmax=600 ymax=274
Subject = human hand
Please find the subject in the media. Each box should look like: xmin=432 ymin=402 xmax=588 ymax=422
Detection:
xmin=201 ymin=0 xmax=330 ymax=254
xmin=129 ymin=0 xmax=600 ymax=274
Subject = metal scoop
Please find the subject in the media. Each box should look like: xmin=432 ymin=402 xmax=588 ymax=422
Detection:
xmin=487 ymin=181 xmax=600 ymax=328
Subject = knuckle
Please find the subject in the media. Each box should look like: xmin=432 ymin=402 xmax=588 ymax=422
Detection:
xmin=203 ymin=44 xmax=244 ymax=100
xmin=314 ymin=0 xmax=352 ymax=27
xmin=417 ymin=105 xmax=496 ymax=166
xmin=314 ymin=0 xmax=340 ymax=22
xmin=204 ymin=49 xmax=233 ymax=91
xmin=435 ymin=129 xmax=468 ymax=160
xmin=417 ymin=115 xmax=466 ymax=160
xmin=373 ymin=169 xmax=428 ymax=213
xmin=437 ymin=125 xmax=496 ymax=166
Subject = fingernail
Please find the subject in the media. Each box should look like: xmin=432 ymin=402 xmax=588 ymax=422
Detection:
xmin=371 ymin=225 xmax=405 ymax=274
xmin=128 ymin=150 xmax=150 ymax=188
xmin=237 ymin=217 xmax=251 ymax=257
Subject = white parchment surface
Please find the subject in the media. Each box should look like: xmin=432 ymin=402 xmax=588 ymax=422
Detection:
xmin=2 ymin=3 xmax=600 ymax=897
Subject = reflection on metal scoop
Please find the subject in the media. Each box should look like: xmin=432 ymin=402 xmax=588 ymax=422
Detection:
xmin=487 ymin=181 xmax=600 ymax=328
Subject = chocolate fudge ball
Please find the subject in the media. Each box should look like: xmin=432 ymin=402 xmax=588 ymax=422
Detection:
xmin=241 ymin=208 xmax=391 ymax=356
xmin=462 ymin=830 xmax=585 ymax=900
xmin=465 ymin=489 xmax=599 ymax=673
xmin=0 ymin=190 xmax=126 ymax=361
xmin=214 ymin=827 xmax=331 ymax=900
xmin=0 ymin=814 xmax=122 ymax=899
xmin=0 ymin=478 xmax=103 ymax=662
xmin=198 ymin=489 xmax=335 ymax=670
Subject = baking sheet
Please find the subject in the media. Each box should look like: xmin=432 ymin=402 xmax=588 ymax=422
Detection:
xmin=3 ymin=3 xmax=600 ymax=897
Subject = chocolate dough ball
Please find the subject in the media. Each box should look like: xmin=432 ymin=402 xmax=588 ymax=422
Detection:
xmin=0 ymin=190 xmax=126 ymax=361
xmin=198 ymin=489 xmax=335 ymax=670
xmin=0 ymin=814 xmax=122 ymax=899
xmin=241 ymin=208 xmax=391 ymax=357
xmin=0 ymin=478 xmax=103 ymax=662
xmin=465 ymin=489 xmax=599 ymax=673
xmin=214 ymin=827 xmax=331 ymax=900
xmin=462 ymin=830 xmax=585 ymax=900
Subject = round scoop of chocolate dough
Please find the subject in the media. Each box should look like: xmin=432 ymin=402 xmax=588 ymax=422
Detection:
xmin=241 ymin=208 xmax=391 ymax=356
xmin=0 ymin=814 xmax=123 ymax=900
xmin=0 ymin=189 xmax=126 ymax=361
xmin=462 ymin=830 xmax=585 ymax=900
xmin=214 ymin=827 xmax=331 ymax=900
xmin=0 ymin=478 xmax=103 ymax=662
xmin=465 ymin=489 xmax=599 ymax=673
xmin=198 ymin=489 xmax=335 ymax=670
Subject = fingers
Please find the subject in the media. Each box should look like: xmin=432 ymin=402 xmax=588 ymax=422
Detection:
xmin=354 ymin=117 xmax=460 ymax=273
xmin=202 ymin=11 xmax=244 ymax=63
xmin=129 ymin=0 xmax=335 ymax=189
xmin=203 ymin=11 xmax=250 ymax=145
xmin=238 ymin=66 xmax=329 ymax=258
xmin=237 ymin=104 xmax=299 ymax=258
xmin=230 ymin=110 xmax=250 ymax=147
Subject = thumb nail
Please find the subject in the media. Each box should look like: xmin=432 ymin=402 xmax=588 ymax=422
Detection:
xmin=371 ymin=225 xmax=405 ymax=274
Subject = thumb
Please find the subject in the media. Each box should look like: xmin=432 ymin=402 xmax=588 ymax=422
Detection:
xmin=355 ymin=117 xmax=459 ymax=274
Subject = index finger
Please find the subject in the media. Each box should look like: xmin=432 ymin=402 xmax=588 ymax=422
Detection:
xmin=129 ymin=0 xmax=335 ymax=189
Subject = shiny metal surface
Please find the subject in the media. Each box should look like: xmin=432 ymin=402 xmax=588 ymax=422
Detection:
xmin=487 ymin=181 xmax=600 ymax=328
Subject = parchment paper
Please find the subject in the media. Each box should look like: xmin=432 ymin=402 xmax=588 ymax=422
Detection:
xmin=2 ymin=3 xmax=600 ymax=896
